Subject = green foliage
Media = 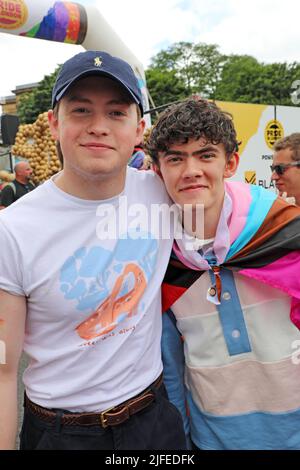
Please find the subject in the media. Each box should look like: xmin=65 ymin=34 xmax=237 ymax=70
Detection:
xmin=146 ymin=41 xmax=225 ymax=107
xmin=145 ymin=68 xmax=188 ymax=108
xmin=146 ymin=44 xmax=300 ymax=108
xmin=16 ymin=92 xmax=36 ymax=124
xmin=214 ymin=55 xmax=261 ymax=103
xmin=261 ymin=62 xmax=300 ymax=106
xmin=17 ymin=67 xmax=60 ymax=124
xmin=214 ymin=55 xmax=300 ymax=106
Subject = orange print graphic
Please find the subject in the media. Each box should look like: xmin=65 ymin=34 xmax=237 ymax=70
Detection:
xmin=76 ymin=263 xmax=146 ymax=340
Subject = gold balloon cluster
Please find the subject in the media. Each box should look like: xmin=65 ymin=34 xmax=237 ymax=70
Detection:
xmin=11 ymin=112 xmax=61 ymax=184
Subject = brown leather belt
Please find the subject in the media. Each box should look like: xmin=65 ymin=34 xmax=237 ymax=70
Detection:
xmin=25 ymin=373 xmax=163 ymax=428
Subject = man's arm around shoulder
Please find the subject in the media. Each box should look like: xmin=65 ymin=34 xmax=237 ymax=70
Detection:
xmin=0 ymin=289 xmax=26 ymax=449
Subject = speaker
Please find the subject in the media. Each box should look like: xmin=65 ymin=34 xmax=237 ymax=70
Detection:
xmin=1 ymin=114 xmax=20 ymax=145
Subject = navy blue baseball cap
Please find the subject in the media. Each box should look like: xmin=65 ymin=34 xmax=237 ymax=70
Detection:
xmin=52 ymin=50 xmax=144 ymax=116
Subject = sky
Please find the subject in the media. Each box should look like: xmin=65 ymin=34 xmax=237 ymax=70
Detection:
xmin=0 ymin=0 xmax=300 ymax=99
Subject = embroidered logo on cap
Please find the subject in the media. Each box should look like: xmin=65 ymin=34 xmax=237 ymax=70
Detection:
xmin=94 ymin=57 xmax=103 ymax=67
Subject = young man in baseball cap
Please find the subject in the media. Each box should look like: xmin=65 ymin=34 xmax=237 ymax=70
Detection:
xmin=0 ymin=51 xmax=186 ymax=450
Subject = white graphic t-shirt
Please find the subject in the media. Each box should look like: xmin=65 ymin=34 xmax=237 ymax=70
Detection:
xmin=0 ymin=168 xmax=173 ymax=412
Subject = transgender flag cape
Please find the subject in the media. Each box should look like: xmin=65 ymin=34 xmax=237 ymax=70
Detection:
xmin=162 ymin=182 xmax=300 ymax=329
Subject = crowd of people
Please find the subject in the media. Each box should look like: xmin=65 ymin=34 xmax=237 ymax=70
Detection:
xmin=0 ymin=49 xmax=300 ymax=451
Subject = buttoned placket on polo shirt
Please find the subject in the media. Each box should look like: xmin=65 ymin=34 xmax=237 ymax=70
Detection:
xmin=201 ymin=248 xmax=252 ymax=357
xmin=208 ymin=267 xmax=252 ymax=357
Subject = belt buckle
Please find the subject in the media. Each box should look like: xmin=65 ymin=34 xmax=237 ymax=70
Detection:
xmin=100 ymin=405 xmax=116 ymax=428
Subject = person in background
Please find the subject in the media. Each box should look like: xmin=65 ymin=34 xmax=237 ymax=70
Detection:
xmin=146 ymin=96 xmax=300 ymax=450
xmin=0 ymin=161 xmax=36 ymax=208
xmin=271 ymin=133 xmax=300 ymax=205
xmin=128 ymin=143 xmax=146 ymax=169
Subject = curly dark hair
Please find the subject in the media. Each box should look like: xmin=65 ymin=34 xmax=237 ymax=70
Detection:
xmin=146 ymin=96 xmax=239 ymax=164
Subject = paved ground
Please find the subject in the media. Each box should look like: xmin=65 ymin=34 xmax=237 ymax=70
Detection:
xmin=16 ymin=353 xmax=28 ymax=449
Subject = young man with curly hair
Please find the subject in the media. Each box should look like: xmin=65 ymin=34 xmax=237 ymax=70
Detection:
xmin=146 ymin=96 xmax=300 ymax=450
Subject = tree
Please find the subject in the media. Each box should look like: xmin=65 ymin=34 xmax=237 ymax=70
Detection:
xmin=260 ymin=62 xmax=300 ymax=106
xmin=145 ymin=68 xmax=187 ymax=109
xmin=214 ymin=55 xmax=263 ymax=103
xmin=17 ymin=67 xmax=60 ymax=124
xmin=146 ymin=41 xmax=225 ymax=107
xmin=214 ymin=55 xmax=300 ymax=106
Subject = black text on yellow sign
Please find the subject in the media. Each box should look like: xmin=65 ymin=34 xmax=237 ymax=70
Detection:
xmin=265 ymin=120 xmax=284 ymax=150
